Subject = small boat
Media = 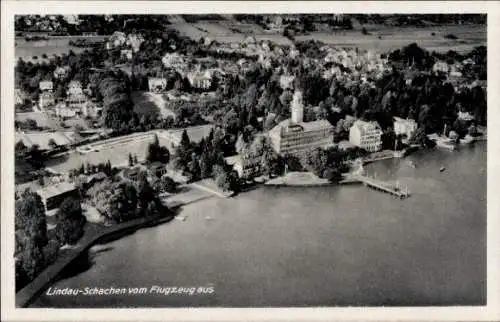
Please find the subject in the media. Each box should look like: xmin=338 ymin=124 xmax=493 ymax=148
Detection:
xmin=440 ymin=166 xmax=446 ymax=172
xmin=408 ymin=161 xmax=416 ymax=168
xmin=175 ymin=215 xmax=187 ymax=221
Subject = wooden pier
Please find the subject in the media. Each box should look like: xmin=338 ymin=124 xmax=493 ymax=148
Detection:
xmin=340 ymin=174 xmax=410 ymax=199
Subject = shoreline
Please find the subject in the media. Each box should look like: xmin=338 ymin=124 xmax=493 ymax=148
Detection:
xmin=16 ymin=212 xmax=175 ymax=308
xmin=19 ymin=141 xmax=486 ymax=306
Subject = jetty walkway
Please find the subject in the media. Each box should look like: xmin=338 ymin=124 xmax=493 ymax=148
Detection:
xmin=340 ymin=174 xmax=410 ymax=199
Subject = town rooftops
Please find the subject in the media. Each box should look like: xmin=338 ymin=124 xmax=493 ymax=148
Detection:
xmin=36 ymin=181 xmax=76 ymax=200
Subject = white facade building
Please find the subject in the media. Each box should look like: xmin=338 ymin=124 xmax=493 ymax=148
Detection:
xmin=269 ymin=91 xmax=334 ymax=156
xmin=393 ymin=117 xmax=418 ymax=139
xmin=349 ymin=120 xmax=383 ymax=152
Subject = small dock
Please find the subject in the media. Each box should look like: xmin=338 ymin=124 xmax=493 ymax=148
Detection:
xmin=340 ymin=174 xmax=410 ymax=199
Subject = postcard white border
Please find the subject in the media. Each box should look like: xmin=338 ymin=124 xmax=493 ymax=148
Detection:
xmin=2 ymin=1 xmax=499 ymax=321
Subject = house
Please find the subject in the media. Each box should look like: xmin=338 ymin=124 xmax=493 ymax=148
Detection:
xmin=82 ymin=103 xmax=103 ymax=118
xmin=349 ymin=120 xmax=383 ymax=152
xmin=149 ymin=162 xmax=167 ymax=177
xmin=458 ymin=111 xmax=475 ymax=122
xmin=123 ymin=166 xmax=142 ymax=181
xmin=84 ymin=172 xmax=107 ymax=189
xmin=393 ymin=117 xmax=418 ymax=140
xmin=187 ymin=70 xmax=212 ymax=90
xmin=53 ymin=66 xmax=70 ymax=79
xmin=66 ymin=81 xmax=87 ymax=109
xmin=39 ymin=80 xmax=54 ymax=92
xmin=269 ymin=91 xmax=335 ymax=156
xmin=279 ymin=75 xmax=295 ymax=90
xmin=162 ymin=52 xmax=186 ymax=69
xmin=148 ymin=77 xmax=167 ymax=93
xmin=225 ymin=154 xmax=261 ymax=180
xmin=37 ymin=182 xmax=78 ymax=211
xmin=67 ymin=80 xmax=84 ymax=96
xmin=39 ymin=91 xmax=55 ymax=108
xmin=432 ymin=61 xmax=450 ymax=74
xmin=55 ymin=103 xmax=77 ymax=119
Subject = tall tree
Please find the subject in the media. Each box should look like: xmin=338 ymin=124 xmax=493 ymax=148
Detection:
xmin=56 ymin=197 xmax=86 ymax=245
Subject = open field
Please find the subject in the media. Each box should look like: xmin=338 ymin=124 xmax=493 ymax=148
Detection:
xmin=16 ymin=112 xmax=59 ymax=129
xmin=132 ymin=91 xmax=177 ymax=119
xmin=15 ymin=36 xmax=108 ymax=63
xmin=169 ymin=23 xmax=208 ymax=40
xmin=295 ymin=24 xmax=486 ymax=53
xmin=169 ymin=21 xmax=291 ymax=45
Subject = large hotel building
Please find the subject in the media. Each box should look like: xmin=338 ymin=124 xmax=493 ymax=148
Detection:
xmin=268 ymin=91 xmax=335 ymax=156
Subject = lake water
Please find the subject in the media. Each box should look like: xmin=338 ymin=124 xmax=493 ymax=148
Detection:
xmin=31 ymin=142 xmax=487 ymax=307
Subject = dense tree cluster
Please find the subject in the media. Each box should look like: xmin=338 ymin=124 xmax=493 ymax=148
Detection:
xmin=86 ymin=172 xmax=169 ymax=223
xmin=16 ymin=15 xmax=175 ymax=36
xmin=301 ymin=147 xmax=351 ymax=182
xmin=152 ymin=175 xmax=177 ymax=194
xmin=146 ymin=135 xmax=170 ymax=164
xmin=68 ymin=160 xmax=114 ymax=179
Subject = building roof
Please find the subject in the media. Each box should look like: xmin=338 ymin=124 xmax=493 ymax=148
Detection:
xmin=351 ymin=119 xmax=382 ymax=133
xmin=224 ymin=155 xmax=241 ymax=166
xmin=86 ymin=172 xmax=108 ymax=184
xmin=36 ymin=181 xmax=76 ymax=200
xmin=270 ymin=119 xmax=333 ymax=136
xmin=394 ymin=117 xmax=417 ymax=124
xmin=39 ymin=80 xmax=53 ymax=91
xmin=68 ymin=80 xmax=82 ymax=88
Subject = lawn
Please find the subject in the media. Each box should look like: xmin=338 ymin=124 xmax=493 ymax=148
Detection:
xmin=131 ymin=91 xmax=177 ymax=120
xmin=15 ymin=112 xmax=60 ymax=130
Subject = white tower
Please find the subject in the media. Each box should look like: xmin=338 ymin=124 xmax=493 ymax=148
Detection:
xmin=291 ymin=90 xmax=304 ymax=123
